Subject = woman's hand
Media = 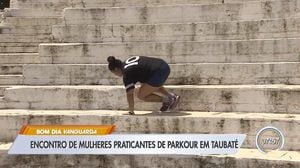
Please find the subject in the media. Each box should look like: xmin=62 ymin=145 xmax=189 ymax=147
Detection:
xmin=128 ymin=111 xmax=135 ymax=115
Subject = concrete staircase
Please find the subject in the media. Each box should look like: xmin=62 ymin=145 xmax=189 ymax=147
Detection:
xmin=0 ymin=0 xmax=60 ymax=85
xmin=0 ymin=0 xmax=299 ymax=167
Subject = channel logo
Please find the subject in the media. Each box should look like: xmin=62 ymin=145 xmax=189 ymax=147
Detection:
xmin=255 ymin=126 xmax=285 ymax=154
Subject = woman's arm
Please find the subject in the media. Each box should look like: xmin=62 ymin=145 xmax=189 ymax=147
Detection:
xmin=126 ymin=89 xmax=135 ymax=114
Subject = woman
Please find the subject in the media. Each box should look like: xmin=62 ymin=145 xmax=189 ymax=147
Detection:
xmin=107 ymin=56 xmax=180 ymax=115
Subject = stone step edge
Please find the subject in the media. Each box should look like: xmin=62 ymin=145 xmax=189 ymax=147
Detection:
xmin=60 ymin=0 xmax=293 ymax=10
xmin=0 ymin=52 xmax=39 ymax=56
xmin=4 ymin=84 xmax=300 ymax=90
xmin=3 ymin=16 xmax=299 ymax=21
xmin=0 ymin=53 xmax=39 ymax=56
xmin=0 ymin=75 xmax=23 ymax=77
xmin=17 ymin=62 xmax=300 ymax=65
xmin=8 ymin=0 xmax=275 ymax=5
xmin=39 ymin=37 xmax=300 ymax=45
xmin=0 ymin=109 xmax=299 ymax=120
xmin=0 ymin=64 xmax=23 ymax=66
xmin=0 ymin=143 xmax=299 ymax=162
xmin=3 ymin=1 xmax=262 ymax=12
xmin=1 ymin=16 xmax=62 ymax=21
xmin=52 ymin=16 xmax=300 ymax=26
xmin=4 ymin=16 xmax=299 ymax=25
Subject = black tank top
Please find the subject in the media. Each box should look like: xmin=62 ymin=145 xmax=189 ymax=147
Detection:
xmin=123 ymin=56 xmax=165 ymax=92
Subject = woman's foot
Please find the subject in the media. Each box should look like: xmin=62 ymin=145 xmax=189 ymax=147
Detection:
xmin=160 ymin=93 xmax=180 ymax=112
xmin=169 ymin=94 xmax=180 ymax=110
xmin=160 ymin=101 xmax=172 ymax=112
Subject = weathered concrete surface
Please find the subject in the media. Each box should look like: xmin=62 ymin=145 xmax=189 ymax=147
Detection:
xmin=0 ymin=98 xmax=4 ymax=109
xmin=39 ymin=38 xmax=300 ymax=63
xmin=0 ymin=65 xmax=22 ymax=75
xmin=63 ymin=0 xmax=300 ymax=25
xmin=0 ymin=25 xmax=53 ymax=34
xmin=21 ymin=63 xmax=300 ymax=85
xmin=0 ymin=12 xmax=4 ymax=23
xmin=0 ymin=87 xmax=5 ymax=107
xmin=9 ymin=0 xmax=264 ymax=8
xmin=0 ymin=110 xmax=299 ymax=150
xmin=10 ymin=0 xmax=72 ymax=10
xmin=0 ymin=53 xmax=44 ymax=64
xmin=3 ymin=8 xmax=63 ymax=17
xmin=0 ymin=87 xmax=8 ymax=96
xmin=0 ymin=34 xmax=52 ymax=43
xmin=0 ymin=142 xmax=299 ymax=168
xmin=3 ymin=85 xmax=300 ymax=114
xmin=0 ymin=67 xmax=23 ymax=84
xmin=0 ymin=75 xmax=23 ymax=85
xmin=52 ymin=18 xmax=300 ymax=42
xmin=0 ymin=17 xmax=61 ymax=27
xmin=0 ymin=64 xmax=22 ymax=85
xmin=0 ymin=43 xmax=38 ymax=53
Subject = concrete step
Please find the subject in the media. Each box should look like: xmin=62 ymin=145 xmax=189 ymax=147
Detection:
xmin=0 ymin=34 xmax=52 ymax=43
xmin=0 ymin=86 xmax=8 ymax=109
xmin=63 ymin=0 xmax=300 ymax=25
xmin=0 ymin=86 xmax=11 ymax=108
xmin=39 ymin=38 xmax=300 ymax=64
xmin=52 ymin=17 xmax=300 ymax=42
xmin=0 ymin=144 xmax=298 ymax=168
xmin=0 ymin=53 xmax=44 ymax=64
xmin=0 ymin=87 xmax=7 ymax=96
xmin=0 ymin=110 xmax=299 ymax=150
xmin=3 ymin=8 xmax=63 ymax=18
xmin=10 ymin=0 xmax=71 ymax=10
xmin=9 ymin=0 xmax=264 ymax=8
xmin=0 ymin=17 xmax=61 ymax=26
xmin=0 ymin=97 xmax=4 ymax=109
xmin=0 ymin=75 xmax=23 ymax=85
xmin=3 ymin=85 xmax=300 ymax=113
xmin=0 ymin=43 xmax=38 ymax=53
xmin=21 ymin=63 xmax=300 ymax=85
xmin=0 ymin=65 xmax=22 ymax=75
xmin=0 ymin=25 xmax=52 ymax=34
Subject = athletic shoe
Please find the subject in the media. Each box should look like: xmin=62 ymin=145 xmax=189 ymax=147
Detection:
xmin=160 ymin=101 xmax=171 ymax=112
xmin=169 ymin=94 xmax=180 ymax=110
xmin=160 ymin=96 xmax=174 ymax=112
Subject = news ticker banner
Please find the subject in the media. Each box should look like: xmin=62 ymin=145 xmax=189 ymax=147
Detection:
xmin=8 ymin=125 xmax=246 ymax=155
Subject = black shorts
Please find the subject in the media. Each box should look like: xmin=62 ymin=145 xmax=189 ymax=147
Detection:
xmin=147 ymin=62 xmax=170 ymax=87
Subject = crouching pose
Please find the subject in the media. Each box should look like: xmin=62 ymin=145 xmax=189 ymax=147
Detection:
xmin=107 ymin=56 xmax=180 ymax=115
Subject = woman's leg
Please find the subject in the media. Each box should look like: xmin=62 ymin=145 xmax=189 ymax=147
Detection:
xmin=137 ymin=83 xmax=163 ymax=102
xmin=137 ymin=62 xmax=179 ymax=111
xmin=137 ymin=84 xmax=175 ymax=103
xmin=157 ymin=86 xmax=180 ymax=111
xmin=158 ymin=86 xmax=172 ymax=97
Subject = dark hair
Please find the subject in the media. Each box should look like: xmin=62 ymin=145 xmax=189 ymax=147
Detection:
xmin=107 ymin=56 xmax=123 ymax=71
